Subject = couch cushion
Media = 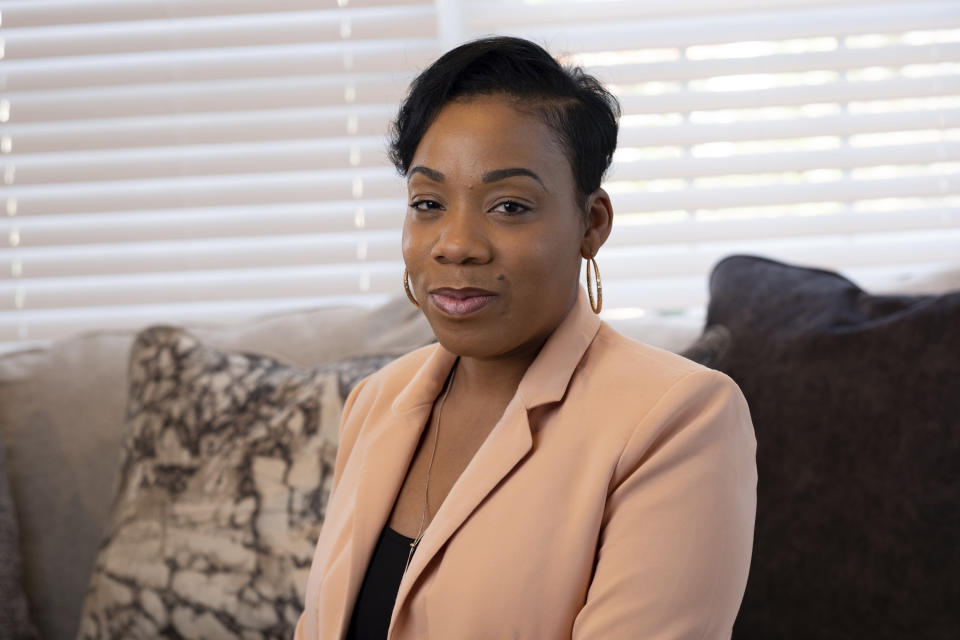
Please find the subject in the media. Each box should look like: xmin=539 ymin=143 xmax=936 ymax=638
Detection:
xmin=0 ymin=434 xmax=39 ymax=639
xmin=0 ymin=297 xmax=435 ymax=640
xmin=698 ymin=255 xmax=960 ymax=638
xmin=76 ymin=326 xmax=350 ymax=638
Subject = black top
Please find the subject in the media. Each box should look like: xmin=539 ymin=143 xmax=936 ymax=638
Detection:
xmin=345 ymin=524 xmax=416 ymax=640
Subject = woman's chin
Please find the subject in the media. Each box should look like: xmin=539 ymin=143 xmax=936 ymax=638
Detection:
xmin=429 ymin=329 xmax=500 ymax=359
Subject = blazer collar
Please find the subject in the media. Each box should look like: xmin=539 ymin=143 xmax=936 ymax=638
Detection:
xmin=517 ymin=283 xmax=602 ymax=409
xmin=341 ymin=285 xmax=600 ymax=639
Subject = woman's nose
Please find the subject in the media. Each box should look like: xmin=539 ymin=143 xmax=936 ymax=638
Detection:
xmin=430 ymin=207 xmax=492 ymax=265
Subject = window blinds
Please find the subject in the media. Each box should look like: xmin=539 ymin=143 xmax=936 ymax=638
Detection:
xmin=465 ymin=0 xmax=960 ymax=319
xmin=1 ymin=0 xmax=435 ymax=351
xmin=1 ymin=0 xmax=958 ymax=352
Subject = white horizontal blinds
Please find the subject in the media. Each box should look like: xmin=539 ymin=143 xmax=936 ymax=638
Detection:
xmin=466 ymin=0 xmax=960 ymax=318
xmin=4 ymin=2 xmax=959 ymax=354
xmin=0 ymin=0 xmax=438 ymax=349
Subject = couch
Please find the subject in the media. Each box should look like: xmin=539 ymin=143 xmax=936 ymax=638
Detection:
xmin=1 ymin=255 xmax=957 ymax=639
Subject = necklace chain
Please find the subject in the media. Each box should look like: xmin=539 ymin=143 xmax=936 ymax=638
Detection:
xmin=402 ymin=359 xmax=458 ymax=576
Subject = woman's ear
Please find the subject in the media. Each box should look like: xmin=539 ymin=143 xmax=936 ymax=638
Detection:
xmin=580 ymin=187 xmax=614 ymax=259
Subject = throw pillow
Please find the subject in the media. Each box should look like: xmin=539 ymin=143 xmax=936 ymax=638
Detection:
xmin=76 ymin=326 xmax=350 ymax=639
xmin=696 ymin=255 xmax=960 ymax=639
xmin=0 ymin=294 xmax=434 ymax=640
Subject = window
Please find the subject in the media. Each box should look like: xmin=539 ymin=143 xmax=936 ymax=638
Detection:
xmin=2 ymin=0 xmax=957 ymax=352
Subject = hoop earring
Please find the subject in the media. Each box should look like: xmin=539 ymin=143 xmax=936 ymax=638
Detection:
xmin=586 ymin=256 xmax=602 ymax=314
xmin=403 ymin=268 xmax=420 ymax=308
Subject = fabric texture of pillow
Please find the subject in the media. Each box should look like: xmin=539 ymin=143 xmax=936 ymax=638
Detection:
xmin=697 ymin=255 xmax=960 ymax=639
xmin=0 ymin=434 xmax=39 ymax=640
xmin=76 ymin=325 xmax=365 ymax=639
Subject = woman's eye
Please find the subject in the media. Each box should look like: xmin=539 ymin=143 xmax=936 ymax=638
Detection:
xmin=409 ymin=199 xmax=441 ymax=212
xmin=492 ymin=201 xmax=530 ymax=215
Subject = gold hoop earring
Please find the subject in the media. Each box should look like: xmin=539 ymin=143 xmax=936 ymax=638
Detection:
xmin=586 ymin=256 xmax=602 ymax=314
xmin=403 ymin=268 xmax=420 ymax=308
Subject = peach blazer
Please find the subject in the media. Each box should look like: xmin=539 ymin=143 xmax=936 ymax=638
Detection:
xmin=295 ymin=286 xmax=757 ymax=639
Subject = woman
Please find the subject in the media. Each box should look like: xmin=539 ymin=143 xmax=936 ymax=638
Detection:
xmin=296 ymin=36 xmax=757 ymax=640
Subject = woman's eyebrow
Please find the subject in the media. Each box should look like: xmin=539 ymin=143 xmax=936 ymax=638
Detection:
xmin=482 ymin=167 xmax=547 ymax=191
xmin=408 ymin=166 xmax=445 ymax=182
xmin=408 ymin=165 xmax=548 ymax=192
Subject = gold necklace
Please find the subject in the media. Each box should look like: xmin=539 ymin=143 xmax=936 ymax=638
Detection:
xmin=403 ymin=359 xmax=458 ymax=576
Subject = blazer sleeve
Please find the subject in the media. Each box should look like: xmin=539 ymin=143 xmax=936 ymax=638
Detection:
xmin=571 ymin=368 xmax=758 ymax=640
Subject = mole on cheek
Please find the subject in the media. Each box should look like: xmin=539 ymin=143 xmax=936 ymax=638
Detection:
xmin=497 ymin=274 xmax=505 ymax=281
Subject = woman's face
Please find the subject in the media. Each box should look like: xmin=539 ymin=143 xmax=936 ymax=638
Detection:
xmin=402 ymin=95 xmax=605 ymax=360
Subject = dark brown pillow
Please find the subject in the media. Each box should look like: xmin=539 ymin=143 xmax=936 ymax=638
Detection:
xmin=691 ymin=255 xmax=960 ymax=639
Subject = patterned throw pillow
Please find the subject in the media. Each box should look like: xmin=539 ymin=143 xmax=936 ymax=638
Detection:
xmin=76 ymin=326 xmax=389 ymax=639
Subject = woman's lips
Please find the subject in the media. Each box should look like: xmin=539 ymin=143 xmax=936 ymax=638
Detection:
xmin=429 ymin=292 xmax=496 ymax=317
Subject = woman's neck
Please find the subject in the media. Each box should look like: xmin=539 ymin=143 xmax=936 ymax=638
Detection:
xmin=450 ymin=335 xmax=548 ymax=406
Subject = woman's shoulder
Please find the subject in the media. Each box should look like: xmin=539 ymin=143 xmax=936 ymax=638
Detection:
xmin=585 ymin=321 xmax=741 ymax=407
xmin=592 ymin=321 xmax=709 ymax=376
xmin=578 ymin=324 xmax=753 ymax=478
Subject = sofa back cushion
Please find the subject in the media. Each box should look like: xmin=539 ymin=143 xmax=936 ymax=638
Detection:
xmin=0 ymin=433 xmax=39 ymax=639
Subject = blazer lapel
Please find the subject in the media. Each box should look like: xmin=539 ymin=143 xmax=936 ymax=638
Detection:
xmin=337 ymin=344 xmax=456 ymax=639
xmin=340 ymin=286 xmax=601 ymax=639
xmin=389 ymin=390 xmax=534 ymax=623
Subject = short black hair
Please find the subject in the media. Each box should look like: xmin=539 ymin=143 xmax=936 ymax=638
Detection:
xmin=388 ymin=36 xmax=621 ymax=209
